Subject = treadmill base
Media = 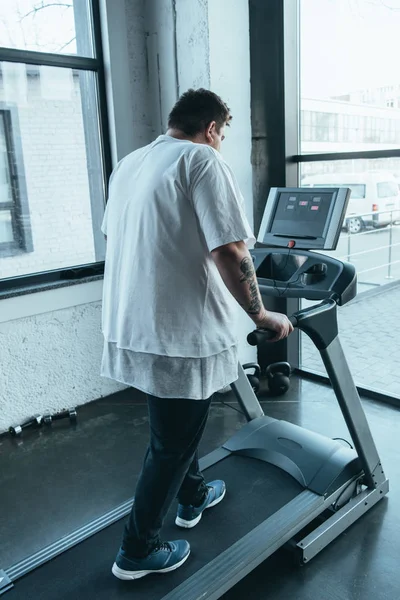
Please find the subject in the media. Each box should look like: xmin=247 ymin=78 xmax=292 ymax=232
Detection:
xmin=295 ymin=479 xmax=389 ymax=563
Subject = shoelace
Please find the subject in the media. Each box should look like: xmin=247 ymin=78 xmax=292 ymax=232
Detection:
xmin=154 ymin=541 xmax=172 ymax=553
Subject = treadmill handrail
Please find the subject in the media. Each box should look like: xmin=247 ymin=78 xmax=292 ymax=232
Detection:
xmin=248 ymin=298 xmax=338 ymax=351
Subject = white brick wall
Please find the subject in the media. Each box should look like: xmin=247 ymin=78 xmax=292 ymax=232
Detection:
xmin=0 ymin=71 xmax=101 ymax=279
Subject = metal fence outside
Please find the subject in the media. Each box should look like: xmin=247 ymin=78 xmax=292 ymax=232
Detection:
xmin=337 ymin=209 xmax=400 ymax=285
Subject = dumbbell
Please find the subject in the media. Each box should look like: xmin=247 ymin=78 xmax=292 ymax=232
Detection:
xmin=243 ymin=363 xmax=261 ymax=394
xmin=266 ymin=362 xmax=291 ymax=396
xmin=9 ymin=415 xmax=43 ymax=437
xmin=43 ymin=408 xmax=77 ymax=426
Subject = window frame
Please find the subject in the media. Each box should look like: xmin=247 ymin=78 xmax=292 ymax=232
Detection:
xmin=0 ymin=108 xmax=19 ymax=255
xmin=0 ymin=0 xmax=111 ymax=293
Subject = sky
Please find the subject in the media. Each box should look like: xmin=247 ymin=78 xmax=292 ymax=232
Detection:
xmin=1 ymin=0 xmax=400 ymax=99
xmin=301 ymin=0 xmax=400 ymax=98
xmin=0 ymin=0 xmax=78 ymax=55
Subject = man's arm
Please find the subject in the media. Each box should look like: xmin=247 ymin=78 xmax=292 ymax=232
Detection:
xmin=211 ymin=241 xmax=293 ymax=341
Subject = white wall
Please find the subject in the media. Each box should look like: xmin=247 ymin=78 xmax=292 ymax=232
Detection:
xmin=0 ymin=0 xmax=255 ymax=434
xmin=0 ymin=285 xmax=121 ymax=432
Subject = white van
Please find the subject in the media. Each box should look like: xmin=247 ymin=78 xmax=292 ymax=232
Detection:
xmin=302 ymin=172 xmax=400 ymax=234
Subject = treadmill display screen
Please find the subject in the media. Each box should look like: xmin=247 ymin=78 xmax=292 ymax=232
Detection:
xmin=270 ymin=191 xmax=335 ymax=238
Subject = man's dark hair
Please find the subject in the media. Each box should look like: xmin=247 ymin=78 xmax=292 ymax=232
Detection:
xmin=167 ymin=88 xmax=231 ymax=136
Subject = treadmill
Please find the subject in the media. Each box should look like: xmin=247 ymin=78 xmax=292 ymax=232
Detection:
xmin=1 ymin=187 xmax=389 ymax=599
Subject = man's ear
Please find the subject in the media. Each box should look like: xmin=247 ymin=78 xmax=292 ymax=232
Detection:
xmin=205 ymin=121 xmax=217 ymax=144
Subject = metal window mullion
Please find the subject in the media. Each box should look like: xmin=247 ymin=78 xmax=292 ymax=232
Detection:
xmin=91 ymin=0 xmax=113 ymax=183
xmin=0 ymin=47 xmax=99 ymax=71
xmin=293 ymin=148 xmax=400 ymax=163
xmin=284 ymin=0 xmax=301 ymax=368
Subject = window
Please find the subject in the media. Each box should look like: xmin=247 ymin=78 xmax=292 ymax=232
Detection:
xmin=300 ymin=0 xmax=400 ymax=154
xmin=298 ymin=0 xmax=400 ymax=400
xmin=345 ymin=184 xmax=366 ymax=199
xmin=0 ymin=1 xmax=110 ymax=288
xmin=377 ymin=181 xmax=399 ymax=198
xmin=0 ymin=107 xmax=32 ymax=257
xmin=0 ymin=113 xmax=15 ymax=246
xmin=299 ymin=158 xmax=400 ymax=400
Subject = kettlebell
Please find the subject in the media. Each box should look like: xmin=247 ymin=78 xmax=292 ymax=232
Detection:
xmin=266 ymin=361 xmax=291 ymax=396
xmin=243 ymin=363 xmax=261 ymax=395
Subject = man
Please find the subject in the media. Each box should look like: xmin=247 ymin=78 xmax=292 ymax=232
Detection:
xmin=101 ymin=89 xmax=293 ymax=581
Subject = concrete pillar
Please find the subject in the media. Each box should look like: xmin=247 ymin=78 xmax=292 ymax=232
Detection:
xmin=145 ymin=0 xmax=210 ymax=133
xmin=207 ymin=0 xmax=255 ymax=363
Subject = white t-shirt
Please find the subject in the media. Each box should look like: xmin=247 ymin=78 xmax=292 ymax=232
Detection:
xmin=101 ymin=134 xmax=255 ymax=359
xmin=101 ymin=343 xmax=239 ymax=400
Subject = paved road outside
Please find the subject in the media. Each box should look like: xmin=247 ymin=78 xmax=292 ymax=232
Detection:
xmin=301 ymin=282 xmax=400 ymax=398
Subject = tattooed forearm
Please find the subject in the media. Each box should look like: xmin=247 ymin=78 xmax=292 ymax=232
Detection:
xmin=239 ymin=257 xmax=262 ymax=315
xmin=239 ymin=257 xmax=254 ymax=281
xmin=246 ymin=281 xmax=262 ymax=314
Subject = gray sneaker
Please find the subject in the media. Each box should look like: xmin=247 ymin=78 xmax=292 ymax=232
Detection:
xmin=112 ymin=540 xmax=190 ymax=580
xmin=175 ymin=480 xmax=226 ymax=529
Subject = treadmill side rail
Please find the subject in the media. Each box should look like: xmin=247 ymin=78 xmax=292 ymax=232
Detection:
xmin=0 ymin=571 xmax=13 ymax=596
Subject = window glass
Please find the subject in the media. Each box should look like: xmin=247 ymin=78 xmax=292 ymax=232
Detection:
xmin=0 ymin=62 xmax=106 ymax=275
xmin=299 ymin=157 xmax=400 ymax=399
xmin=300 ymin=0 xmax=400 ymax=154
xmin=0 ymin=1 xmax=93 ymax=57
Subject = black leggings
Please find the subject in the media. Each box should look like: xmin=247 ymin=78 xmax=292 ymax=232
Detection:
xmin=122 ymin=393 xmax=213 ymax=557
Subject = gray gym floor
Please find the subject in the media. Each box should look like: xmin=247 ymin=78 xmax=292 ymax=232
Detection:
xmin=0 ymin=376 xmax=398 ymax=599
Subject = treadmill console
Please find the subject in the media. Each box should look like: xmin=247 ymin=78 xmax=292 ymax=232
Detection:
xmin=251 ymin=248 xmax=356 ymax=306
xmin=258 ymin=187 xmax=351 ymax=251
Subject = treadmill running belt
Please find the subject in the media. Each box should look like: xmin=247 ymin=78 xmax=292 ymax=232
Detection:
xmin=12 ymin=455 xmax=303 ymax=600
